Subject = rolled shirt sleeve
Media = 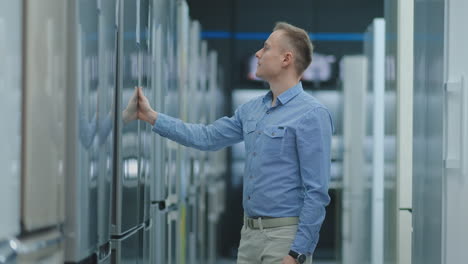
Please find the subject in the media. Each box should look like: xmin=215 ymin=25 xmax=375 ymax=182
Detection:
xmin=152 ymin=106 xmax=244 ymax=151
xmin=291 ymin=107 xmax=333 ymax=255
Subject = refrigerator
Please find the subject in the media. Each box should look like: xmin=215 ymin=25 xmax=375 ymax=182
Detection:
xmin=144 ymin=0 xmax=180 ymax=263
xmin=414 ymin=0 xmax=468 ymax=263
xmin=63 ymin=0 xmax=117 ymax=262
xmin=20 ymin=0 xmax=69 ymax=260
xmin=0 ymin=0 xmax=22 ymax=262
xmin=21 ymin=0 xmax=67 ymax=235
xmin=185 ymin=19 xmax=203 ymax=264
xmin=175 ymin=1 xmax=190 ymax=262
xmin=198 ymin=41 xmax=212 ymax=263
xmin=206 ymin=50 xmax=226 ymax=264
xmin=364 ymin=18 xmax=386 ymax=264
xmin=341 ymin=55 xmax=368 ymax=264
xmin=440 ymin=0 xmax=468 ymax=262
xmin=140 ymin=0 xmax=152 ymax=263
xmin=111 ymin=0 xmax=150 ymax=262
xmin=149 ymin=1 xmax=185 ymax=262
xmin=149 ymin=0 xmax=170 ymax=263
xmin=3 ymin=0 xmax=69 ymax=262
xmin=163 ymin=1 xmax=183 ymax=264
xmin=383 ymin=1 xmax=414 ymax=263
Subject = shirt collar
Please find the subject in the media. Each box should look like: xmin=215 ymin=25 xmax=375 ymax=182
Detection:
xmin=262 ymin=82 xmax=304 ymax=106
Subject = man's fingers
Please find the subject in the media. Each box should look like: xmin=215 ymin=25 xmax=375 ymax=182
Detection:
xmin=130 ymin=87 xmax=138 ymax=102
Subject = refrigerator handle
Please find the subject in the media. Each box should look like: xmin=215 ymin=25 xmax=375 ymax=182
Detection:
xmin=461 ymin=76 xmax=467 ymax=178
xmin=444 ymin=78 xmax=461 ymax=169
xmin=443 ymin=77 xmax=463 ymax=171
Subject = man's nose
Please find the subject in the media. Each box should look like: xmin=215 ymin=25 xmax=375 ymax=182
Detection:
xmin=255 ymin=50 xmax=261 ymax=58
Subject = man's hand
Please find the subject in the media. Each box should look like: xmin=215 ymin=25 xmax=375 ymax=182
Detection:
xmin=137 ymin=87 xmax=158 ymax=125
xmin=282 ymin=255 xmax=297 ymax=264
xmin=122 ymin=87 xmax=139 ymax=124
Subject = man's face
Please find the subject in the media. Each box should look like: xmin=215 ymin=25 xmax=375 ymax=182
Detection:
xmin=255 ymin=30 xmax=287 ymax=80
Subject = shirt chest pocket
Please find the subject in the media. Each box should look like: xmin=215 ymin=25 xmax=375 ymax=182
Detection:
xmin=243 ymin=120 xmax=257 ymax=149
xmin=243 ymin=120 xmax=257 ymax=134
xmin=262 ymin=126 xmax=287 ymax=156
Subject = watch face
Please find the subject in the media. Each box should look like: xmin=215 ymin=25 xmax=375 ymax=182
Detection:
xmin=297 ymin=254 xmax=306 ymax=264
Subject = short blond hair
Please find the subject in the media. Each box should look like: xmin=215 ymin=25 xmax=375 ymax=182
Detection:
xmin=273 ymin=22 xmax=313 ymax=75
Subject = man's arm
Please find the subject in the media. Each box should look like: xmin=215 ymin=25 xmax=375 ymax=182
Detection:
xmin=137 ymin=87 xmax=244 ymax=151
xmin=291 ymin=107 xmax=333 ymax=255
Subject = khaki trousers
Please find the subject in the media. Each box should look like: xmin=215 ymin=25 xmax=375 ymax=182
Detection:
xmin=236 ymin=223 xmax=312 ymax=264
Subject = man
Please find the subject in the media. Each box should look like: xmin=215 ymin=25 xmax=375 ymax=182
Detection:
xmin=137 ymin=22 xmax=333 ymax=264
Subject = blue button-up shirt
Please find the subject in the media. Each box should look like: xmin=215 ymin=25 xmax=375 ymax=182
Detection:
xmin=152 ymin=82 xmax=333 ymax=255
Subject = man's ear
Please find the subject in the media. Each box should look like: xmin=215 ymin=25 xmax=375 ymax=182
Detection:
xmin=282 ymin=51 xmax=293 ymax=67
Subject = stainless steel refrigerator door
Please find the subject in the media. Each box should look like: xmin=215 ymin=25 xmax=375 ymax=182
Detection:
xmin=341 ymin=55 xmax=369 ymax=264
xmin=166 ymin=142 xmax=179 ymax=207
xmin=197 ymin=173 xmax=207 ymax=263
xmin=167 ymin=210 xmax=178 ymax=264
xmin=187 ymin=20 xmax=201 ymax=126
xmin=64 ymin=1 xmax=100 ymax=261
xmin=142 ymin=220 xmax=151 ymax=264
xmin=150 ymin=206 xmax=167 ymax=264
xmin=413 ymin=0 xmax=445 ymax=263
xmin=21 ymin=0 xmax=67 ymax=231
xmin=176 ymin=0 xmax=189 ymax=123
xmin=138 ymin=0 xmax=152 ymax=224
xmin=364 ymin=19 xmax=386 ymax=264
xmin=207 ymin=184 xmax=220 ymax=264
xmin=0 ymin=0 xmax=21 ymax=242
xmin=64 ymin=0 xmax=117 ymax=261
xmin=187 ymin=193 xmax=198 ymax=263
xmin=185 ymin=20 xmax=202 ymax=263
xmin=150 ymin=0 xmax=168 ymax=203
xmin=97 ymin=0 xmax=118 ymax=250
xmin=113 ymin=0 xmax=143 ymax=235
xmin=384 ymin=1 xmax=413 ymax=263
xmin=164 ymin=0 xmax=180 ymax=207
xmin=110 ymin=225 xmax=144 ymax=264
xmin=441 ymin=0 xmax=468 ymax=262
xmin=207 ymin=50 xmax=218 ymax=128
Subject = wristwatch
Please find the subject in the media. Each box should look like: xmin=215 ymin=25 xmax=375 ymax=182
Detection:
xmin=288 ymin=250 xmax=306 ymax=264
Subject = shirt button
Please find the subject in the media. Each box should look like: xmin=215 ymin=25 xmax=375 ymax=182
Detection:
xmin=257 ymin=131 xmax=261 ymax=135
xmin=249 ymin=175 xmax=253 ymax=179
xmin=266 ymin=111 xmax=270 ymax=114
xmin=253 ymin=152 xmax=257 ymax=156
xmin=272 ymin=132 xmax=275 ymax=136
xmin=248 ymin=196 xmax=251 ymax=200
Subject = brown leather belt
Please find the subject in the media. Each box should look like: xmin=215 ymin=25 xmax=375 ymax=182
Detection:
xmin=244 ymin=215 xmax=299 ymax=229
